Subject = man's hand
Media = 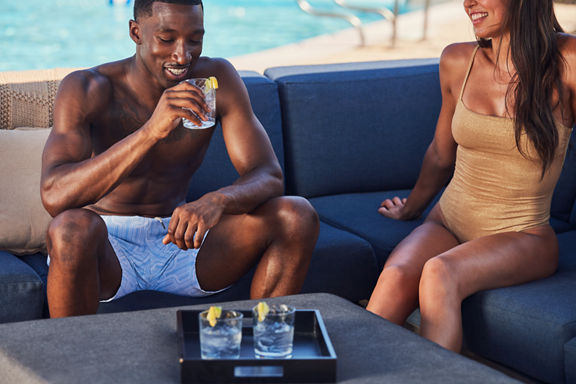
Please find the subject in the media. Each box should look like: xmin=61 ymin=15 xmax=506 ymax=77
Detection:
xmin=378 ymin=197 xmax=417 ymax=221
xmin=145 ymin=80 xmax=210 ymax=140
xmin=162 ymin=194 xmax=227 ymax=250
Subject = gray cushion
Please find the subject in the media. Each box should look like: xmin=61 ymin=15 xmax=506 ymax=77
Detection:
xmin=0 ymin=293 xmax=519 ymax=384
xmin=0 ymin=251 xmax=45 ymax=323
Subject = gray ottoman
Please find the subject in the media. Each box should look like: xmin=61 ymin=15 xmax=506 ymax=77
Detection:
xmin=0 ymin=293 xmax=519 ymax=383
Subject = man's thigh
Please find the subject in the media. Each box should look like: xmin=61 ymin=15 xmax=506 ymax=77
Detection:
xmin=195 ymin=209 xmax=270 ymax=291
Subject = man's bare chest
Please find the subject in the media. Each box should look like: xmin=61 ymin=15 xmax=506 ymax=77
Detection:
xmin=93 ymin=101 xmax=215 ymax=171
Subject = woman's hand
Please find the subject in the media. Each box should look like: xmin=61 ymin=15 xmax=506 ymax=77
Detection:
xmin=378 ymin=197 xmax=416 ymax=221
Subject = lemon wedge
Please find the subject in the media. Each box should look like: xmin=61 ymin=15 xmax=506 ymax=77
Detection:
xmin=207 ymin=306 xmax=222 ymax=327
xmin=206 ymin=76 xmax=219 ymax=91
xmin=256 ymin=301 xmax=270 ymax=322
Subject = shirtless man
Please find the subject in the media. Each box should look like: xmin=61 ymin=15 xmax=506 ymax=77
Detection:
xmin=40 ymin=0 xmax=319 ymax=318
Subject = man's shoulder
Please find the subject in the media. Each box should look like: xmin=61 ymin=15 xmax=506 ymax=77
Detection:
xmin=194 ymin=56 xmax=238 ymax=78
xmin=58 ymin=60 xmax=129 ymax=102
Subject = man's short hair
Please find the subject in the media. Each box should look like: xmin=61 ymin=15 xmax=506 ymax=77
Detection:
xmin=134 ymin=0 xmax=203 ymax=21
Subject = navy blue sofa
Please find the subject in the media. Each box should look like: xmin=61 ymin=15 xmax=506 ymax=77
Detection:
xmin=1 ymin=61 xmax=576 ymax=383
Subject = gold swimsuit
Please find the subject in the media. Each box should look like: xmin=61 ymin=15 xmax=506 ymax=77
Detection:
xmin=438 ymin=46 xmax=572 ymax=243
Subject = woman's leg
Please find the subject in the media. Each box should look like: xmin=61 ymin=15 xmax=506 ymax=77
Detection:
xmin=367 ymin=205 xmax=460 ymax=325
xmin=418 ymin=225 xmax=558 ymax=352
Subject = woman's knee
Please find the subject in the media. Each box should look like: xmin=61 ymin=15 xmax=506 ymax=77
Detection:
xmin=379 ymin=263 xmax=421 ymax=291
xmin=47 ymin=209 xmax=106 ymax=256
xmin=419 ymin=255 xmax=460 ymax=303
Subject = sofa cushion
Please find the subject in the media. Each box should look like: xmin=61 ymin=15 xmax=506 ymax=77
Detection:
xmin=0 ymin=68 xmax=74 ymax=130
xmin=0 ymin=251 xmax=45 ymax=323
xmin=186 ymin=71 xmax=285 ymax=201
xmin=462 ymin=230 xmax=576 ymax=384
xmin=0 ymin=128 xmax=53 ymax=255
xmin=300 ymin=221 xmax=377 ymax=302
xmin=310 ymin=190 xmax=440 ymax=268
xmin=265 ymin=59 xmax=440 ymax=198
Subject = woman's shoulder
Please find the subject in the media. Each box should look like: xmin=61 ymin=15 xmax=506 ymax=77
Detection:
xmin=558 ymin=33 xmax=576 ymax=60
xmin=440 ymin=42 xmax=478 ymax=68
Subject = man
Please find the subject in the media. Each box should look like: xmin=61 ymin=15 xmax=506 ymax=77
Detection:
xmin=41 ymin=0 xmax=319 ymax=318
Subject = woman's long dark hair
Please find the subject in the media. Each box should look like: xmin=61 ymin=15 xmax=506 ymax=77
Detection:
xmin=479 ymin=0 xmax=565 ymax=175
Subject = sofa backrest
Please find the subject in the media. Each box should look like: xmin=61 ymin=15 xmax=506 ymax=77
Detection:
xmin=265 ymin=59 xmax=441 ymax=198
xmin=551 ymin=133 xmax=576 ymax=226
xmin=186 ymin=71 xmax=285 ymax=201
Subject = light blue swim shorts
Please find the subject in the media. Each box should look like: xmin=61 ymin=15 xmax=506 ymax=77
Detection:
xmin=101 ymin=215 xmax=225 ymax=302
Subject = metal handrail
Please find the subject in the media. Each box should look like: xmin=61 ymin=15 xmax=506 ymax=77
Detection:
xmin=295 ymin=0 xmax=366 ymax=46
xmin=421 ymin=0 xmax=431 ymax=41
xmin=333 ymin=0 xmax=399 ymax=47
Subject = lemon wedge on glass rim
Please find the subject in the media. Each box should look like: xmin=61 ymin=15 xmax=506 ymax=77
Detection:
xmin=256 ymin=301 xmax=270 ymax=322
xmin=207 ymin=305 xmax=222 ymax=327
xmin=205 ymin=76 xmax=219 ymax=91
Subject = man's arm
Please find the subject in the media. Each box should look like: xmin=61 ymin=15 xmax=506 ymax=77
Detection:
xmin=40 ymin=71 xmax=157 ymax=216
xmin=164 ymin=59 xmax=284 ymax=249
xmin=41 ymin=69 xmax=207 ymax=217
xmin=212 ymin=59 xmax=284 ymax=212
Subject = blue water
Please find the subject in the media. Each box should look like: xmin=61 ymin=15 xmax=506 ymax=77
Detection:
xmin=0 ymin=0 xmax=416 ymax=71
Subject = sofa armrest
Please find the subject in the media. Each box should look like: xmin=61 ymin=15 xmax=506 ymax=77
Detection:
xmin=566 ymin=336 xmax=576 ymax=384
xmin=0 ymin=251 xmax=45 ymax=323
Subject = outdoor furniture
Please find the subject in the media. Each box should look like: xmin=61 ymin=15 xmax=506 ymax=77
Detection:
xmin=0 ymin=293 xmax=519 ymax=384
xmin=2 ymin=60 xmax=576 ymax=383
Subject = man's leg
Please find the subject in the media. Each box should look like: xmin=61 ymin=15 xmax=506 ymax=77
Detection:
xmin=46 ymin=209 xmax=121 ymax=318
xmin=195 ymin=196 xmax=319 ymax=298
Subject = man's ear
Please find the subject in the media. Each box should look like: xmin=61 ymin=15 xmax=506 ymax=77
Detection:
xmin=129 ymin=19 xmax=142 ymax=44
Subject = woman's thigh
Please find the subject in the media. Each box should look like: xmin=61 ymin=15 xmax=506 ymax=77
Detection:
xmin=384 ymin=204 xmax=460 ymax=273
xmin=428 ymin=225 xmax=559 ymax=299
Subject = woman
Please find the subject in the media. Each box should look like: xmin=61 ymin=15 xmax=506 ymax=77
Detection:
xmin=367 ymin=0 xmax=576 ymax=352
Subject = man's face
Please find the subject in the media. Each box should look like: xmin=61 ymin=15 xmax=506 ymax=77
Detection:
xmin=131 ymin=2 xmax=204 ymax=88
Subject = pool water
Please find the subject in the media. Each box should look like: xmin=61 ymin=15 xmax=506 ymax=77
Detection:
xmin=0 ymin=0 xmax=417 ymax=71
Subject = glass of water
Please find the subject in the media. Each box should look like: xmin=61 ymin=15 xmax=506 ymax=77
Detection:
xmin=182 ymin=78 xmax=216 ymax=129
xmin=252 ymin=304 xmax=295 ymax=359
xmin=198 ymin=309 xmax=243 ymax=359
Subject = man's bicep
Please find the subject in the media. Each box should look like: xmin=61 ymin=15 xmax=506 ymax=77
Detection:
xmin=217 ymin=66 xmax=280 ymax=175
xmin=43 ymin=128 xmax=93 ymax=170
xmin=222 ymin=110 xmax=280 ymax=176
xmin=44 ymin=72 xmax=98 ymax=171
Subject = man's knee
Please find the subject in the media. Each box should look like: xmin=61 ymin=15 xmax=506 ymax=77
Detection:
xmin=267 ymin=196 xmax=319 ymax=236
xmin=47 ymin=209 xmax=106 ymax=255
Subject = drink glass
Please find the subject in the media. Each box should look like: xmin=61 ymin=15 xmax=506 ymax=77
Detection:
xmin=198 ymin=310 xmax=243 ymax=359
xmin=252 ymin=304 xmax=295 ymax=359
xmin=182 ymin=78 xmax=216 ymax=129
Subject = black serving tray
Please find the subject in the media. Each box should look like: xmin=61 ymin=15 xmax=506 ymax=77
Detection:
xmin=177 ymin=309 xmax=337 ymax=383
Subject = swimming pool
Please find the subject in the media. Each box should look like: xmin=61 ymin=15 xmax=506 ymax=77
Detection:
xmin=0 ymin=0 xmax=417 ymax=71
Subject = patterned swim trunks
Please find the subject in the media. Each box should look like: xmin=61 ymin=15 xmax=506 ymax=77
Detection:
xmin=100 ymin=215 xmax=225 ymax=302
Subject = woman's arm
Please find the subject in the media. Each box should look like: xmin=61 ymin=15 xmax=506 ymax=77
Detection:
xmin=379 ymin=43 xmax=474 ymax=220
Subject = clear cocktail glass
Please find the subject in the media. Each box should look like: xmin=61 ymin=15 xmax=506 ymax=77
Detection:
xmin=182 ymin=77 xmax=217 ymax=129
xmin=198 ymin=309 xmax=243 ymax=359
xmin=252 ymin=304 xmax=295 ymax=359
